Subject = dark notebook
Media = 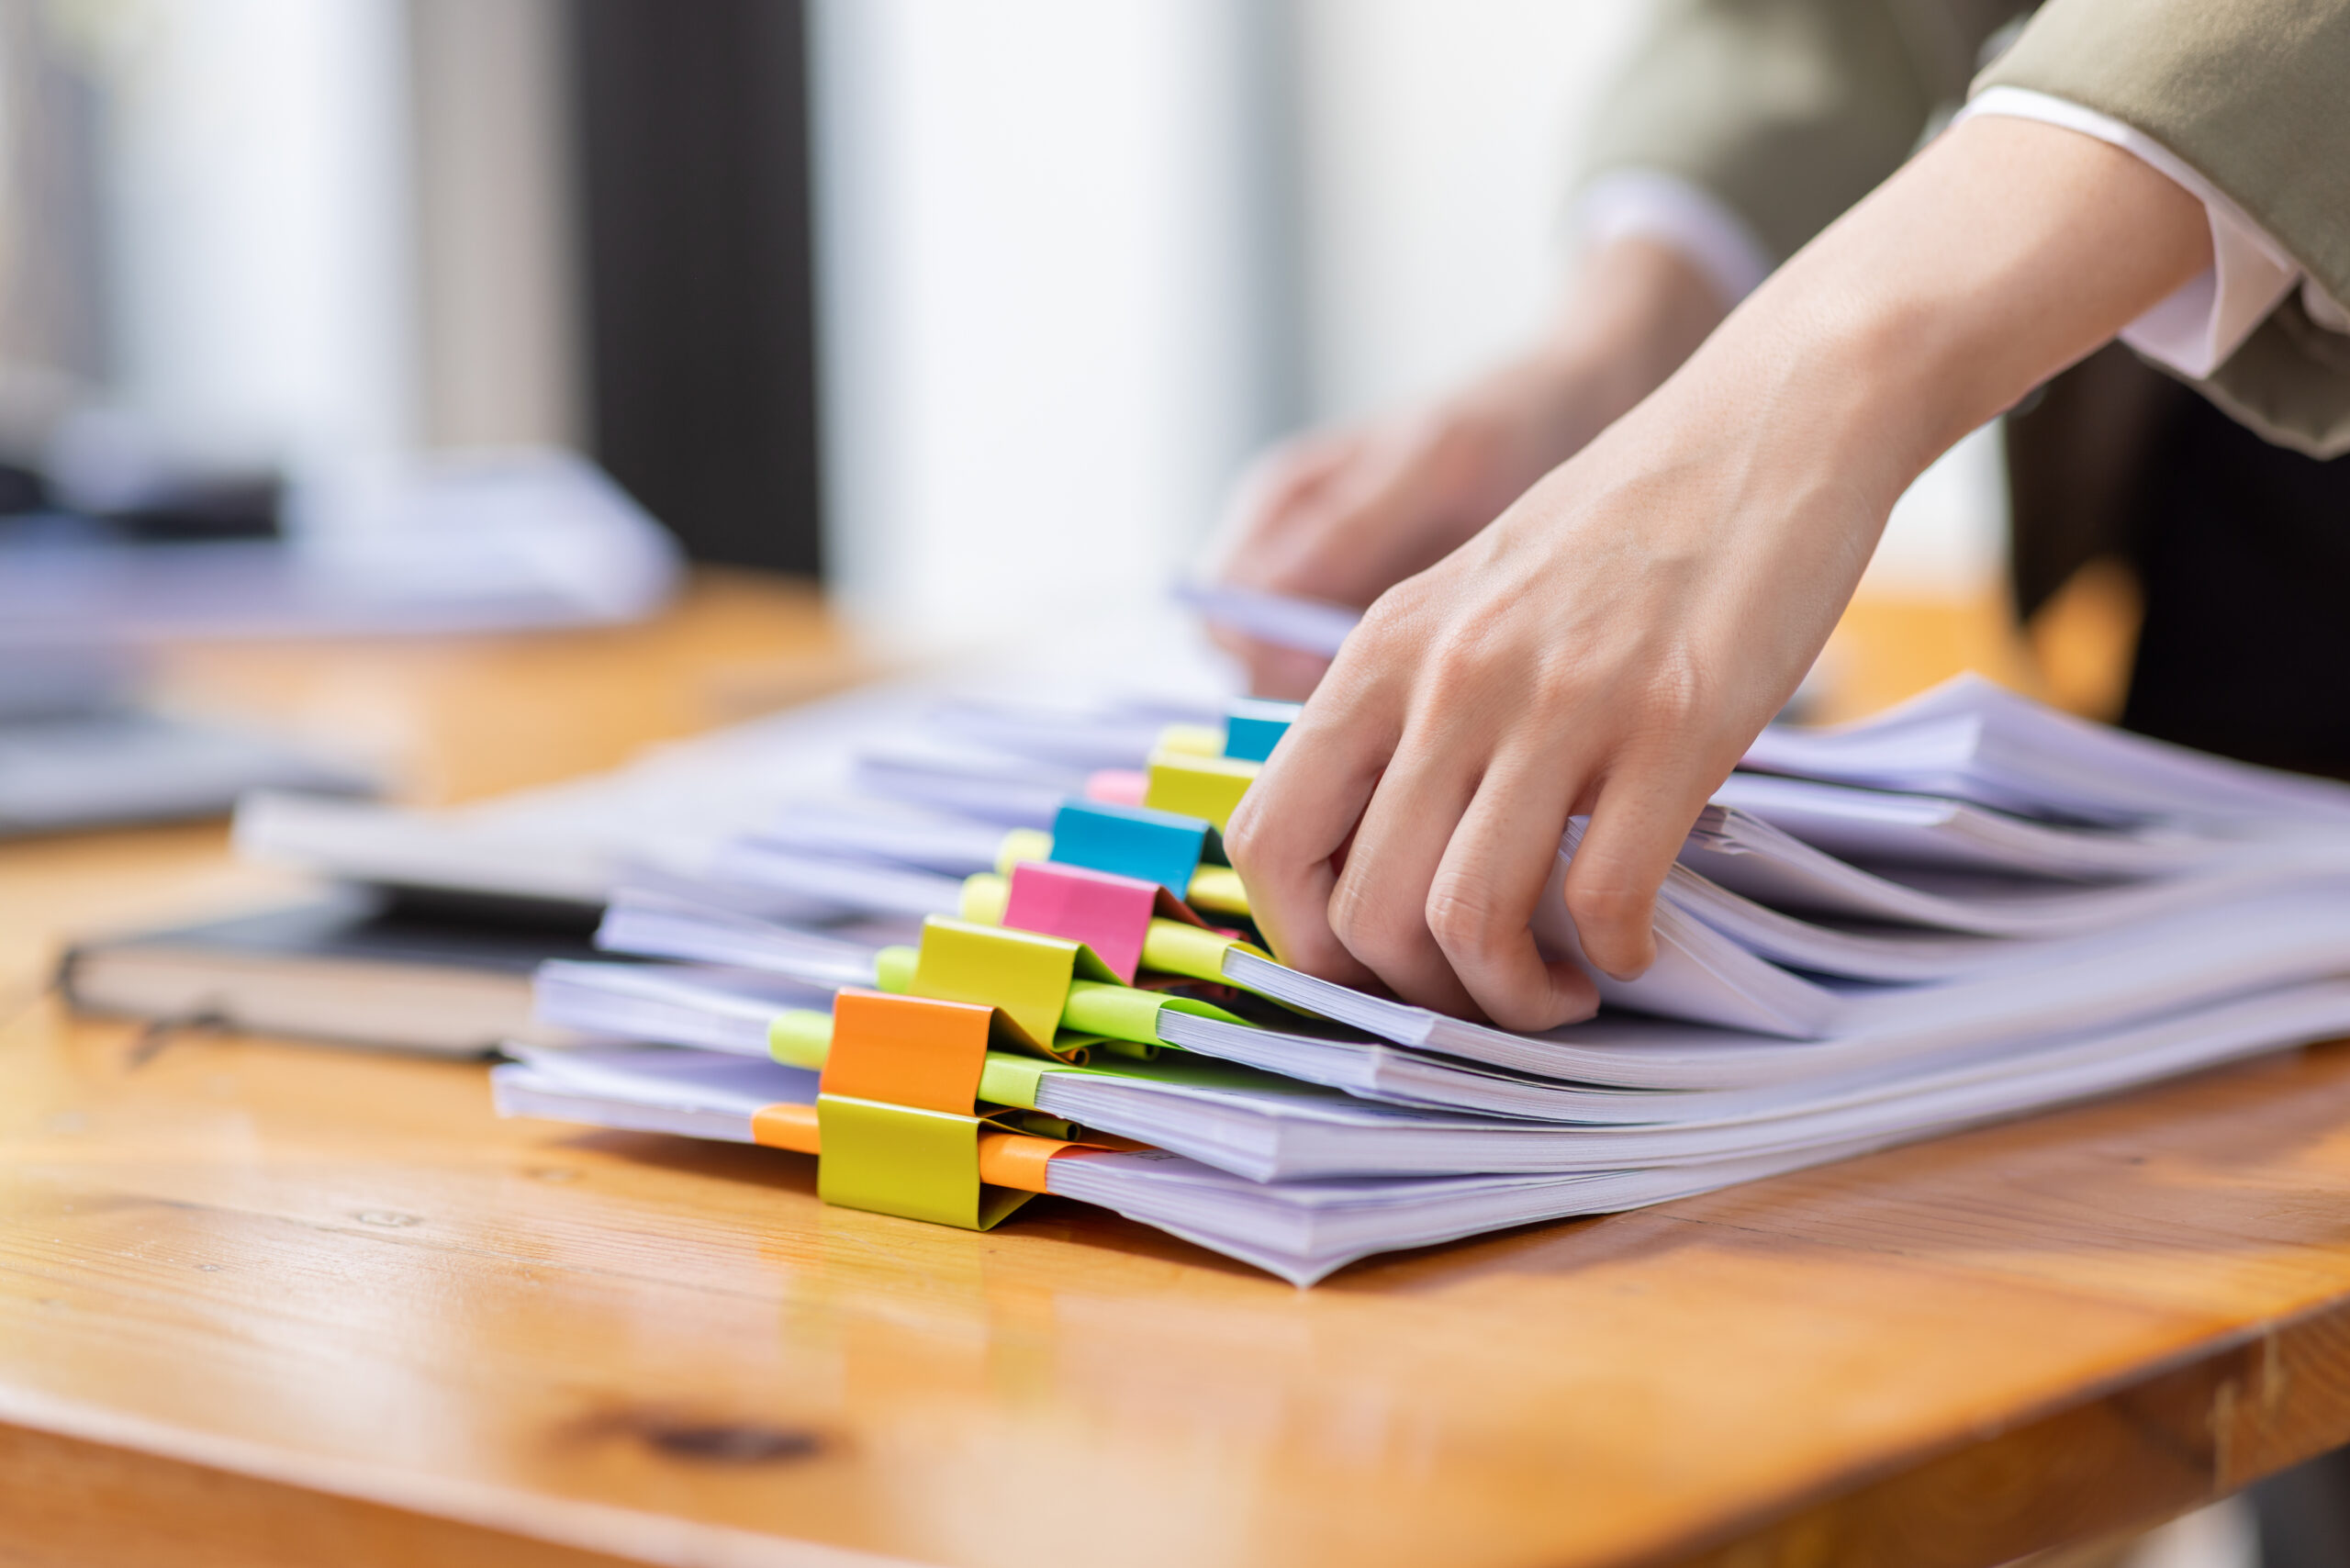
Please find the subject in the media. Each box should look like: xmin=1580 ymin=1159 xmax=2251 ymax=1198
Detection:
xmin=61 ymin=888 xmax=608 ymax=1057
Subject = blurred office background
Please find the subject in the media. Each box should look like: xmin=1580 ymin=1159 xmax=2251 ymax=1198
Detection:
xmin=0 ymin=0 xmax=2008 ymax=662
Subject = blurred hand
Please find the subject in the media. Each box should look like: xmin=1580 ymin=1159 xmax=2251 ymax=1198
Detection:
xmin=1206 ymin=238 xmax=1729 ymax=699
xmin=1226 ymin=117 xmax=2212 ymax=1030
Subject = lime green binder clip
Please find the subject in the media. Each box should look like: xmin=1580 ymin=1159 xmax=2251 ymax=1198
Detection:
xmin=814 ymin=1094 xmax=1032 ymax=1230
xmin=908 ymin=916 xmax=1120 ymax=1050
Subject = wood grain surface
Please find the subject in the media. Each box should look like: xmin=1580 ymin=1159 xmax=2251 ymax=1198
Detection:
xmin=6 ymin=573 xmax=2350 ymax=1568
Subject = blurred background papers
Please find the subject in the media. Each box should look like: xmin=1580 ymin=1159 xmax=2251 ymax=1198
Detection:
xmin=0 ymin=447 xmax=677 ymax=835
xmin=0 ymin=449 xmax=681 ymax=645
xmin=1175 ymin=582 xmax=1361 ymax=658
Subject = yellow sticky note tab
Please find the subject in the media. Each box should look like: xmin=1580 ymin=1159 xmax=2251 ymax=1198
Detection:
xmin=909 ymin=916 xmax=1116 ymax=1052
xmin=817 ymin=1093 xmax=1030 ymax=1229
xmin=1155 ymin=722 xmax=1225 ymax=757
xmin=995 ymin=827 xmax=1053 ymax=876
xmin=1185 ymin=863 xmax=1250 ymax=916
xmin=1138 ymin=918 xmax=1267 ymax=983
xmin=959 ymin=871 xmax=1010 ymax=924
xmin=1144 ymin=750 xmax=1259 ymax=832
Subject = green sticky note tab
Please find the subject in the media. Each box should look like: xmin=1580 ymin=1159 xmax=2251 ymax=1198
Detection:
xmin=910 ymin=915 xmax=1114 ymax=1049
xmin=769 ymin=1009 xmax=834 ymax=1070
xmin=978 ymin=1050 xmax=1051 ymax=1108
xmin=1139 ymin=919 xmax=1264 ymax=984
xmin=1159 ymin=993 xmax=1248 ymax=1026
xmin=875 ymin=945 xmax=918 ymax=993
xmin=1059 ymin=979 xmax=1169 ymax=1044
xmin=816 ymin=1093 xmax=1029 ymax=1230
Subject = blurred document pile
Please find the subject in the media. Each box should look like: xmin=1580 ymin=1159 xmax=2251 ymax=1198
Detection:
xmin=0 ymin=449 xmax=681 ymax=834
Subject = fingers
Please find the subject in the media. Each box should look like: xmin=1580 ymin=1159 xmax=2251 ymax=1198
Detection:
xmin=1324 ymin=731 xmax=1484 ymax=1016
xmin=1207 ymin=431 xmax=1363 ymax=589
xmin=1563 ymin=756 xmax=1718 ymax=980
xmin=1426 ymin=757 xmax=1600 ymax=1031
xmin=1222 ymin=687 xmax=1397 ymax=991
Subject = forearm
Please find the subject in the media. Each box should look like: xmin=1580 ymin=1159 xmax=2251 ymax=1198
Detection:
xmin=1661 ymin=114 xmax=2213 ymax=523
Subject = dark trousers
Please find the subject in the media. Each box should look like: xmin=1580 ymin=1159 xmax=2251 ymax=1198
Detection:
xmin=2010 ymin=352 xmax=2350 ymax=1554
xmin=2009 ymin=344 xmax=2350 ymax=776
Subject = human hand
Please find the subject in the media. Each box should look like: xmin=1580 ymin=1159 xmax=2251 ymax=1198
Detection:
xmin=1205 ymin=239 xmax=1729 ymax=700
xmin=1226 ymin=116 xmax=2212 ymax=1030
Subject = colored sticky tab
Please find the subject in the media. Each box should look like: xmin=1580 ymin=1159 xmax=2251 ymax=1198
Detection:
xmin=1058 ymin=979 xmax=1172 ymax=1045
xmin=750 ymin=1102 xmax=822 ymax=1154
xmin=1185 ymin=863 xmax=1250 ymax=916
xmin=1060 ymin=978 xmax=1245 ymax=1043
xmin=1050 ymin=799 xmax=1209 ymax=895
xmin=820 ymin=988 xmax=991 ymax=1114
xmin=1223 ymin=698 xmax=1300 ymax=763
xmin=1083 ymin=768 xmax=1148 ymax=805
xmin=959 ymin=872 xmax=1011 ymax=924
xmin=1140 ymin=919 xmax=1268 ymax=984
xmin=1145 ymin=751 xmax=1259 ymax=832
xmin=977 ymin=1131 xmax=1092 ymax=1193
xmin=876 ymin=945 xmax=918 ymax=993
xmin=1156 ymin=722 xmax=1225 ymax=757
xmin=817 ymin=1094 xmax=1030 ymax=1229
xmin=909 ymin=915 xmax=1118 ymax=1051
xmin=770 ymin=1009 xmax=834 ymax=1070
xmin=998 ymin=860 xmax=1210 ymax=982
xmin=977 ymin=1050 xmax=1055 ymax=1108
xmin=995 ymin=826 xmax=1053 ymax=876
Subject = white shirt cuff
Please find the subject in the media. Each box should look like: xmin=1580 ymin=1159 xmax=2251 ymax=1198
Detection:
xmin=1572 ymin=169 xmax=1774 ymax=311
xmin=1954 ymin=86 xmax=2307 ymax=379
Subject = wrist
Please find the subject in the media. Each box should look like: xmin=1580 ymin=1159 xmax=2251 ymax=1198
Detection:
xmin=1700 ymin=116 xmax=2211 ymax=502
xmin=1466 ymin=237 xmax=1729 ymax=470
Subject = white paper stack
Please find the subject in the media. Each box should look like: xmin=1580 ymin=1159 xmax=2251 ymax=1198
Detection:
xmin=467 ymin=671 xmax=2350 ymax=1283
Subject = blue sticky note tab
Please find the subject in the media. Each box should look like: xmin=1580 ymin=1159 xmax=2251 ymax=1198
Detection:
xmin=1050 ymin=800 xmax=1209 ymax=895
xmin=1223 ymin=698 xmax=1301 ymax=763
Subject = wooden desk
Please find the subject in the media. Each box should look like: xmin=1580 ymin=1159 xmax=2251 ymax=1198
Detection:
xmin=6 ymin=574 xmax=2350 ymax=1568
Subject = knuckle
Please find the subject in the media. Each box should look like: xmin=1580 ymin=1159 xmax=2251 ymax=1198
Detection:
xmin=1326 ymin=873 xmax=1414 ymax=970
xmin=1424 ymin=873 xmax=1513 ymax=958
xmin=1221 ymin=798 xmax=1269 ymax=875
xmin=1422 ymin=412 xmax=1504 ymax=479
xmin=1566 ymin=879 xmax=1648 ymax=934
xmin=1421 ymin=624 xmax=1512 ymax=706
xmin=1635 ymin=652 xmax=1709 ymax=738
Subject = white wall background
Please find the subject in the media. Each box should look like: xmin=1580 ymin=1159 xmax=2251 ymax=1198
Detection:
xmin=44 ymin=0 xmax=2002 ymax=600
xmin=808 ymin=0 xmax=1290 ymax=652
xmin=93 ymin=0 xmax=417 ymax=515
xmin=1289 ymin=0 xmax=1646 ymax=420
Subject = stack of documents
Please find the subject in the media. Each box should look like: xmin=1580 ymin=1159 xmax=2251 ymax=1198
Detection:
xmin=472 ymin=669 xmax=2350 ymax=1283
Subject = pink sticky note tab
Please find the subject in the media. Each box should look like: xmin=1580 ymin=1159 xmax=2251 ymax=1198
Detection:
xmin=1084 ymin=768 xmax=1149 ymax=805
xmin=1002 ymin=861 xmax=1159 ymax=981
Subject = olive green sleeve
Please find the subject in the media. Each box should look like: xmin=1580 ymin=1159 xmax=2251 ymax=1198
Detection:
xmin=1975 ymin=0 xmax=2350 ymax=456
xmin=1581 ymin=0 xmax=2008 ymax=267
